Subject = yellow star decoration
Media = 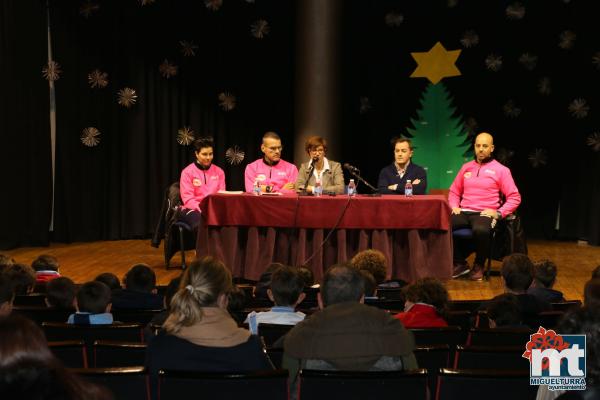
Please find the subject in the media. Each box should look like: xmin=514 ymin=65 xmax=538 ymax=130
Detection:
xmin=410 ymin=42 xmax=461 ymax=85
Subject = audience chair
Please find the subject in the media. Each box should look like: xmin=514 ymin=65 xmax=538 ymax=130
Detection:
xmin=266 ymin=347 xmax=284 ymax=369
xmin=364 ymin=298 xmax=405 ymax=312
xmin=453 ymin=345 xmax=529 ymax=370
xmin=448 ymin=300 xmax=484 ymax=313
xmin=414 ymin=345 xmax=451 ymax=398
xmin=158 ymin=369 xmax=288 ymax=400
xmin=467 ymin=327 xmax=533 ymax=346
xmin=71 ymin=366 xmax=149 ymax=400
xmin=550 ymin=300 xmax=582 ymax=312
xmin=112 ymin=309 xmax=163 ymax=324
xmin=245 ymin=323 xmax=294 ymax=347
xmin=446 ymin=310 xmax=473 ymax=331
xmin=12 ymin=306 xmax=73 ymax=326
xmin=13 ymin=293 xmax=47 ymax=307
xmin=435 ymin=368 xmax=537 ymax=400
xmin=49 ymin=340 xmax=87 ymax=368
xmin=410 ymin=326 xmax=465 ymax=347
xmin=534 ymin=311 xmax=565 ymax=330
xmin=298 ymin=369 xmax=429 ymax=400
xmin=93 ymin=340 xmax=148 ymax=368
xmin=375 ymin=288 xmax=405 ymax=301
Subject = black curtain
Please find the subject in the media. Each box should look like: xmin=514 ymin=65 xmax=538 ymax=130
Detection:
xmin=0 ymin=0 xmax=51 ymax=249
xmin=48 ymin=0 xmax=295 ymax=242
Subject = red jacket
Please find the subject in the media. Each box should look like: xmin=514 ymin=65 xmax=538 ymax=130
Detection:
xmin=395 ymin=303 xmax=448 ymax=328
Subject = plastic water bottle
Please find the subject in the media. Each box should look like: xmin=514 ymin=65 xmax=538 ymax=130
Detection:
xmin=313 ymin=179 xmax=323 ymax=197
xmin=347 ymin=179 xmax=356 ymax=197
xmin=252 ymin=180 xmax=261 ymax=196
xmin=405 ymin=180 xmax=413 ymax=197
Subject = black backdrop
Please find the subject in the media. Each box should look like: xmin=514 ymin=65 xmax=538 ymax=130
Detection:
xmin=1 ymin=0 xmax=599 ymax=249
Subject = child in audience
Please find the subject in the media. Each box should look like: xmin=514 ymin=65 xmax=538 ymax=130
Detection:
xmin=394 ymin=277 xmax=449 ymax=328
xmin=94 ymin=272 xmax=121 ymax=291
xmin=0 ymin=274 xmax=14 ymax=319
xmin=145 ymin=276 xmax=182 ymax=339
xmin=254 ymin=262 xmax=284 ymax=301
xmin=485 ymin=293 xmax=526 ymax=328
xmin=111 ymin=264 xmax=163 ymax=309
xmin=4 ymin=264 xmax=35 ymax=295
xmin=31 ymin=254 xmax=61 ymax=283
xmin=45 ymin=277 xmax=76 ymax=310
xmin=246 ymin=265 xmax=306 ymax=326
xmin=527 ymin=259 xmax=565 ymax=303
xmin=298 ymin=266 xmax=316 ymax=288
xmin=351 ymin=249 xmax=388 ymax=286
xmin=228 ymin=284 xmax=249 ymax=325
xmin=67 ymin=281 xmax=113 ymax=325
xmin=359 ymin=270 xmax=377 ymax=299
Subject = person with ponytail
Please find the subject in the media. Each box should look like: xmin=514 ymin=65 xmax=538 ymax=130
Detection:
xmin=145 ymin=257 xmax=272 ymax=382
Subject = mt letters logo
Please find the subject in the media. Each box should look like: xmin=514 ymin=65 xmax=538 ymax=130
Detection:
xmin=523 ymin=327 xmax=586 ymax=391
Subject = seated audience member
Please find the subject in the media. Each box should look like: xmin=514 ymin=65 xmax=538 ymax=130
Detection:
xmin=145 ymin=276 xmax=181 ymax=340
xmin=0 ymin=254 xmax=15 ymax=272
xmin=0 ymin=274 xmax=15 ymax=319
xmin=350 ymin=249 xmax=388 ymax=287
xmin=254 ymin=262 xmax=284 ymax=301
xmin=45 ymin=277 xmax=76 ymax=310
xmin=359 ymin=270 xmax=377 ymax=298
xmin=4 ymin=264 xmax=36 ymax=295
xmin=485 ymin=293 xmax=527 ymax=328
xmin=395 ymin=277 xmax=449 ymax=328
xmin=145 ymin=257 xmax=272 ymax=386
xmin=227 ymin=285 xmax=249 ymax=325
xmin=527 ymin=259 xmax=565 ymax=303
xmin=584 ymin=279 xmax=600 ymax=307
xmin=94 ymin=272 xmax=121 ymax=291
xmin=283 ymin=264 xmax=417 ymax=388
xmin=592 ymin=265 xmax=600 ymax=280
xmin=246 ymin=265 xmax=306 ymax=326
xmin=298 ymin=266 xmax=315 ymax=288
xmin=111 ymin=264 xmax=163 ymax=309
xmin=500 ymin=253 xmax=551 ymax=323
xmin=31 ymin=254 xmax=61 ymax=283
xmin=0 ymin=314 xmax=111 ymax=400
xmin=67 ymin=281 xmax=113 ymax=325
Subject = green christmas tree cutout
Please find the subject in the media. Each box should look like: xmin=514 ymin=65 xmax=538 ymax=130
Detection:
xmin=407 ymin=82 xmax=470 ymax=191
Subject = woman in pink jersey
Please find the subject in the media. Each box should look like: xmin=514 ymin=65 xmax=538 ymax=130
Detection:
xmin=178 ymin=137 xmax=226 ymax=229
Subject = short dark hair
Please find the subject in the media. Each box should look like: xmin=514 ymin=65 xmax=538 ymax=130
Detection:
xmin=321 ymin=264 xmax=364 ymax=307
xmin=592 ymin=266 xmax=600 ymax=280
xmin=45 ymin=278 xmax=76 ymax=310
xmin=351 ymin=249 xmax=387 ymax=285
xmin=94 ymin=273 xmax=121 ymax=291
xmin=359 ymin=270 xmax=377 ymax=297
xmin=4 ymin=264 xmax=36 ymax=295
xmin=304 ymin=136 xmax=327 ymax=154
xmin=0 ymin=274 xmax=14 ymax=306
xmin=486 ymin=293 xmax=522 ymax=327
xmin=76 ymin=281 xmax=111 ymax=314
xmin=31 ymin=255 xmax=59 ymax=272
xmin=403 ymin=277 xmax=450 ymax=316
xmin=391 ymin=137 xmax=413 ymax=150
xmin=263 ymin=131 xmax=281 ymax=142
xmin=194 ymin=137 xmax=214 ymax=152
xmin=124 ymin=264 xmax=156 ymax=293
xmin=501 ymin=253 xmax=534 ymax=292
xmin=584 ymin=279 xmax=600 ymax=307
xmin=297 ymin=266 xmax=314 ymax=288
xmin=270 ymin=266 xmax=304 ymax=307
xmin=533 ymin=259 xmax=557 ymax=288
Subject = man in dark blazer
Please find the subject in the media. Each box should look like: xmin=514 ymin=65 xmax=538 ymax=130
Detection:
xmin=377 ymin=137 xmax=427 ymax=195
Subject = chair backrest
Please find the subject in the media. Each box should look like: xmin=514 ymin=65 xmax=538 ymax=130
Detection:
xmin=449 ymin=300 xmax=484 ymax=313
xmin=453 ymin=345 xmax=529 ymax=370
xmin=256 ymin=323 xmax=294 ymax=347
xmin=298 ymin=369 xmax=429 ymax=400
xmin=364 ymin=298 xmax=405 ymax=312
xmin=410 ymin=326 xmax=465 ymax=347
xmin=467 ymin=327 xmax=533 ymax=346
xmin=375 ymin=288 xmax=405 ymax=301
xmin=48 ymin=340 xmax=87 ymax=368
xmin=551 ymin=300 xmax=582 ymax=312
xmin=414 ymin=345 xmax=451 ymax=399
xmin=446 ymin=310 xmax=473 ymax=331
xmin=112 ymin=309 xmax=163 ymax=324
xmin=94 ymin=340 xmax=148 ymax=368
xmin=533 ymin=311 xmax=565 ymax=330
xmin=12 ymin=306 xmax=73 ymax=326
xmin=13 ymin=293 xmax=47 ymax=307
xmin=71 ymin=366 xmax=149 ymax=400
xmin=158 ymin=369 xmax=288 ymax=400
xmin=435 ymin=368 xmax=537 ymax=400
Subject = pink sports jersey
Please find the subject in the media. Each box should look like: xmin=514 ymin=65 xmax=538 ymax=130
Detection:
xmin=244 ymin=158 xmax=299 ymax=194
xmin=179 ymin=163 xmax=226 ymax=211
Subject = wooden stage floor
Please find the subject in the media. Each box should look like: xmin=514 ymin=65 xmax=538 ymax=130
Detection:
xmin=3 ymin=239 xmax=600 ymax=301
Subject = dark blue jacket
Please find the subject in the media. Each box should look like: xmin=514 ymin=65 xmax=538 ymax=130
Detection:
xmin=377 ymin=162 xmax=427 ymax=195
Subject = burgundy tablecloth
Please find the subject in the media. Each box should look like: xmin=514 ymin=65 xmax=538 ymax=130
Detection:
xmin=197 ymin=194 xmax=452 ymax=282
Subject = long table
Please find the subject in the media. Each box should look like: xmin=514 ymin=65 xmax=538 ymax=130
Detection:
xmin=197 ymin=193 xmax=452 ymax=282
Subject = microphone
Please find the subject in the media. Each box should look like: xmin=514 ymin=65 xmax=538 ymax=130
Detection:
xmin=343 ymin=163 xmax=360 ymax=174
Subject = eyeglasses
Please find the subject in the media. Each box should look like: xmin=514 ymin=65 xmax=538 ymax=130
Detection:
xmin=267 ymin=146 xmax=283 ymax=152
xmin=309 ymin=147 xmax=325 ymax=154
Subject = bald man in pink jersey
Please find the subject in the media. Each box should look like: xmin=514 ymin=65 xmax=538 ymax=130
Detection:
xmin=449 ymin=132 xmax=521 ymax=281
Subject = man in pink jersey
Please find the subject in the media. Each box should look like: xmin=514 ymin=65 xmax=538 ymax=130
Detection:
xmin=449 ymin=132 xmax=521 ymax=281
xmin=179 ymin=137 xmax=226 ymax=229
xmin=244 ymin=131 xmax=298 ymax=194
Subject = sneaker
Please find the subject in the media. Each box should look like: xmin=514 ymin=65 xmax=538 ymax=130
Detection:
xmin=452 ymin=262 xmax=471 ymax=279
xmin=469 ymin=264 xmax=484 ymax=281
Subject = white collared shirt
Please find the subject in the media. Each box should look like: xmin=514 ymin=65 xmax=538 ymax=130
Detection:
xmin=310 ymin=157 xmax=331 ymax=182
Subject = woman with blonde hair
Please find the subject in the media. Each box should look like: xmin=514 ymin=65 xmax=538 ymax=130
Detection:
xmin=146 ymin=257 xmax=272 ymax=379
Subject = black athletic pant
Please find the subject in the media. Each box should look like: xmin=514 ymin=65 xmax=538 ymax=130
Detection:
xmin=452 ymin=211 xmax=493 ymax=266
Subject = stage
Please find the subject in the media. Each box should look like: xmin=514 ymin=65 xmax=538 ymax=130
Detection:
xmin=3 ymin=239 xmax=599 ymax=301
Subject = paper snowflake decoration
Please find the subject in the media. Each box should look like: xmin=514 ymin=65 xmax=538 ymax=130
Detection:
xmin=159 ymin=59 xmax=178 ymax=79
xmin=205 ymin=0 xmax=222 ymax=11
xmin=251 ymin=20 xmax=270 ymax=39
xmin=495 ymin=148 xmax=515 ymax=165
xmin=177 ymin=127 xmax=195 ymax=146
xmin=528 ymin=149 xmax=548 ymax=168
xmin=485 ymin=54 xmax=503 ymax=72
xmin=587 ymin=132 xmax=600 ymax=152
xmin=538 ymin=77 xmax=551 ymax=95
xmin=225 ymin=146 xmax=245 ymax=165
xmin=139 ymin=0 xmax=155 ymax=5
xmin=503 ymin=100 xmax=521 ymax=118
xmin=180 ymin=40 xmax=198 ymax=57
xmin=117 ymin=87 xmax=138 ymax=108
xmin=447 ymin=0 xmax=458 ymax=8
xmin=42 ymin=61 xmax=62 ymax=81
xmin=79 ymin=1 xmax=100 ymax=18
xmin=384 ymin=12 xmax=404 ymax=27
xmin=464 ymin=117 xmax=479 ymax=137
xmin=592 ymin=52 xmax=600 ymax=69
xmin=460 ymin=30 xmax=479 ymax=48
xmin=88 ymin=69 xmax=108 ymax=88
xmin=506 ymin=2 xmax=525 ymax=20
xmin=218 ymin=92 xmax=236 ymax=111
xmin=558 ymin=30 xmax=576 ymax=50
xmin=518 ymin=53 xmax=537 ymax=70
xmin=568 ymin=98 xmax=589 ymax=119
xmin=359 ymin=97 xmax=372 ymax=114
xmin=81 ymin=127 xmax=101 ymax=147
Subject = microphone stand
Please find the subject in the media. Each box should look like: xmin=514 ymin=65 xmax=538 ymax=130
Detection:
xmin=347 ymin=168 xmax=381 ymax=197
xmin=298 ymin=159 xmax=317 ymax=196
